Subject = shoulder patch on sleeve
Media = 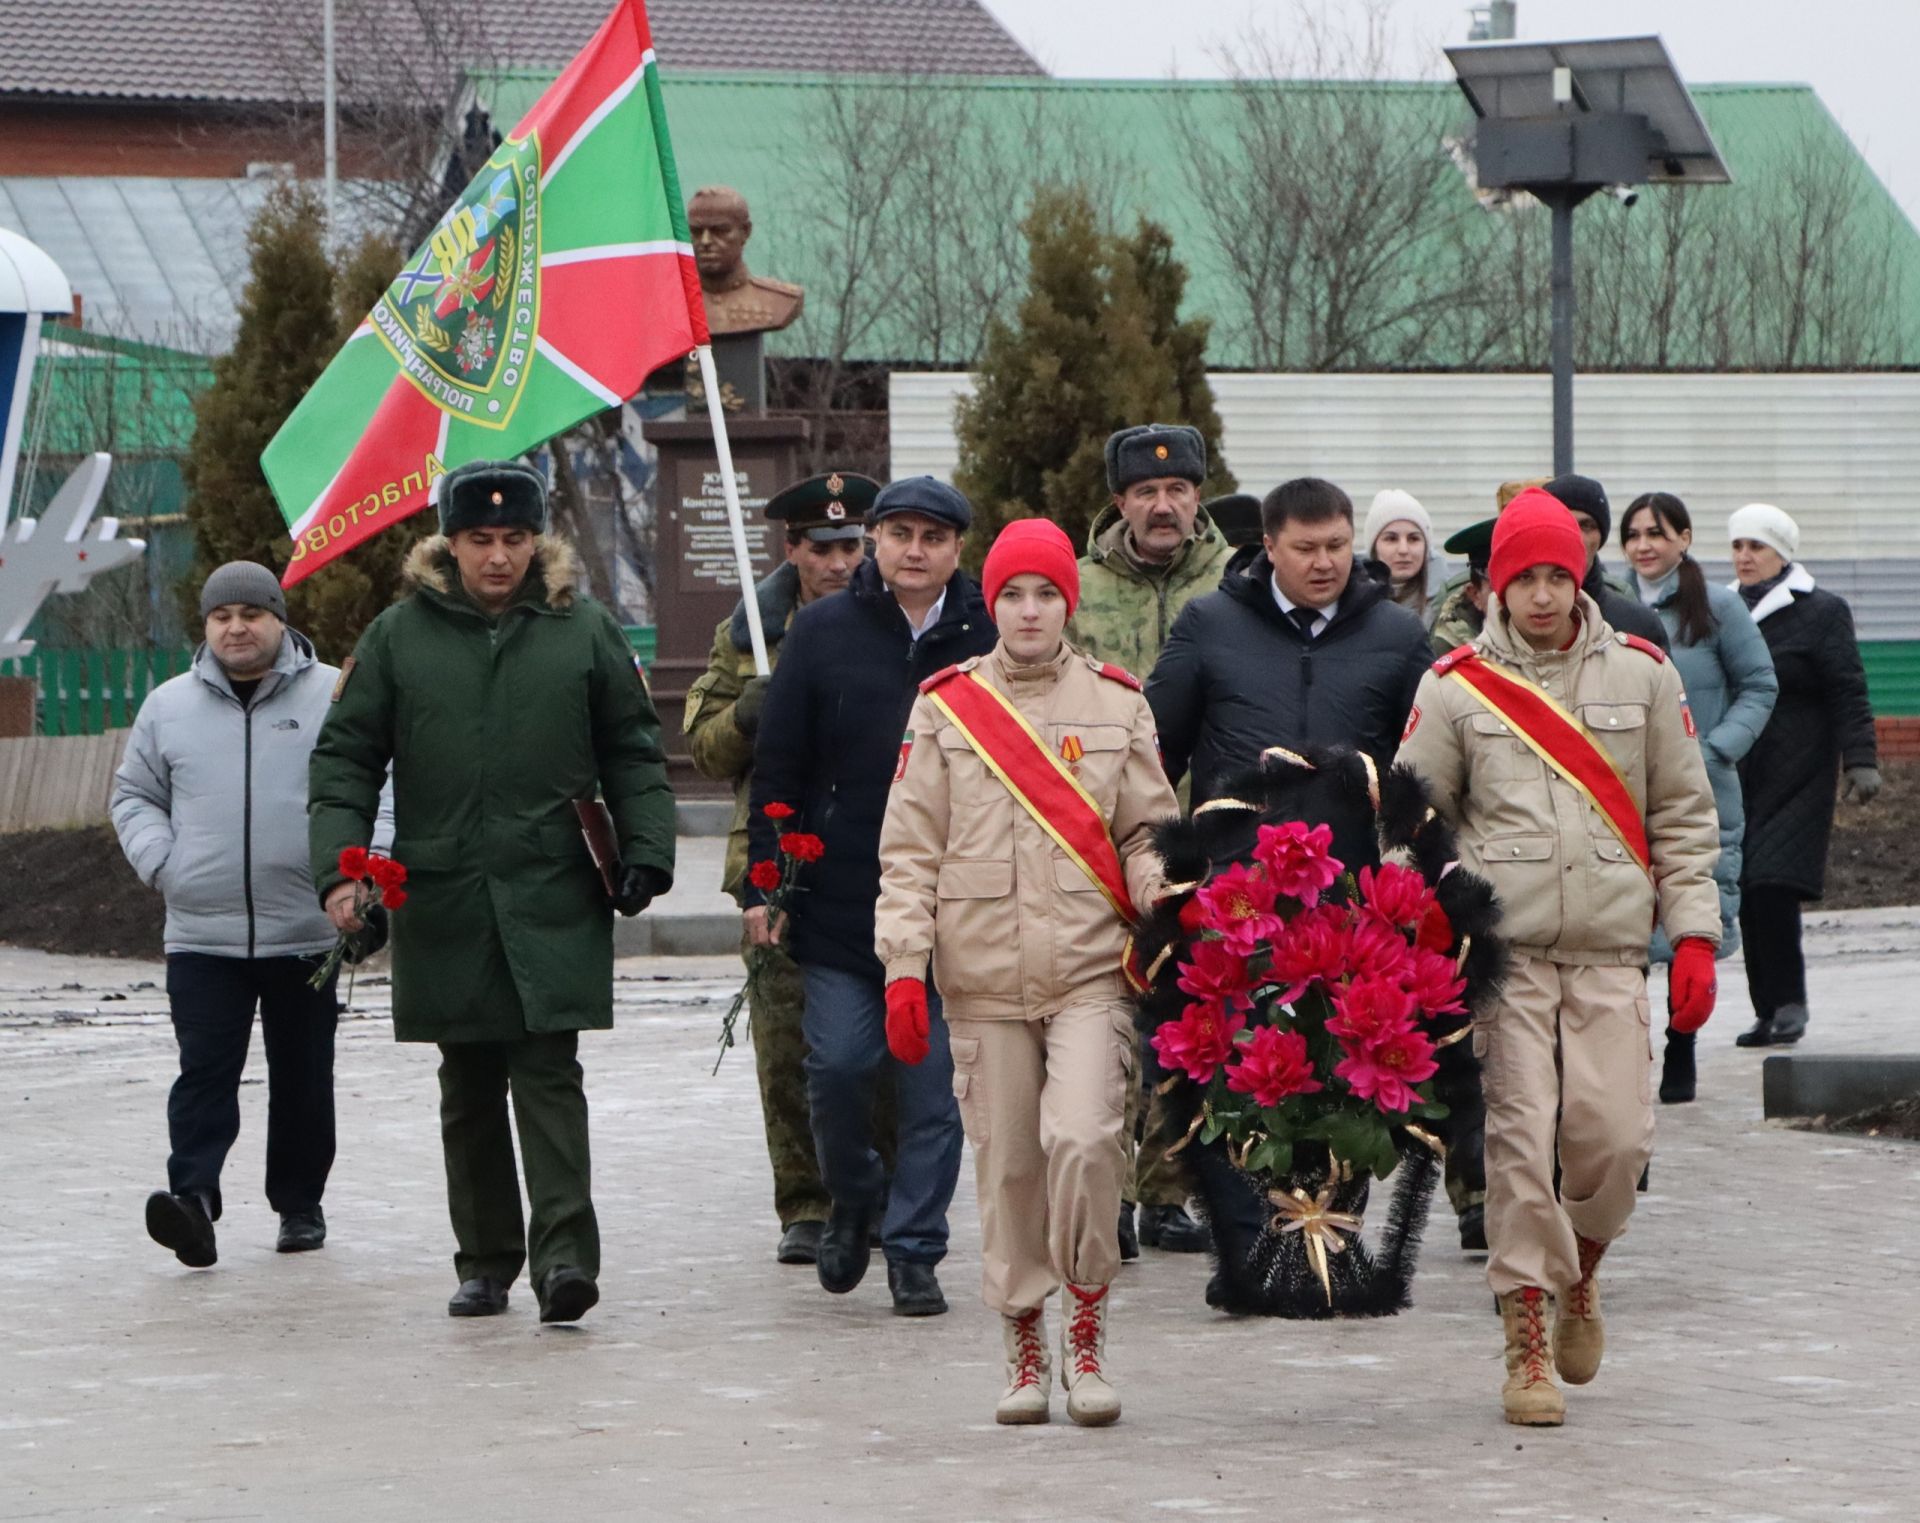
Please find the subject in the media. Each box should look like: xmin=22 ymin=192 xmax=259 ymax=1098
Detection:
xmin=330 ymin=655 xmax=356 ymax=703
xmin=918 ymin=663 xmax=964 ymax=694
xmin=1431 ymin=644 xmax=1476 ymax=675
xmin=1096 ymin=661 xmax=1143 ymax=692
xmin=1619 ymin=632 xmax=1668 ymax=663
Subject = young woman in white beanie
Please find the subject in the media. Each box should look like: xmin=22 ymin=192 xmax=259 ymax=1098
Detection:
xmin=1363 ymin=488 xmax=1447 ymax=629
xmin=1727 ymin=504 xmax=1880 ymax=1048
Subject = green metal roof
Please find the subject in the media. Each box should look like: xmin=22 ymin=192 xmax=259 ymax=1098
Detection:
xmin=470 ymin=70 xmax=1920 ymax=368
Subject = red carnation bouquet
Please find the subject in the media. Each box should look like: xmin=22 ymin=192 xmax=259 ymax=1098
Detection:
xmin=714 ymin=804 xmax=824 ymax=1074
xmin=308 ymin=847 xmax=409 ymax=994
xmin=1153 ymin=821 xmax=1465 ymax=1183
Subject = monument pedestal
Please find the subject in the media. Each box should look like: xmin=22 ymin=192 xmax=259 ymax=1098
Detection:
xmin=643 ymin=415 xmax=808 ymax=797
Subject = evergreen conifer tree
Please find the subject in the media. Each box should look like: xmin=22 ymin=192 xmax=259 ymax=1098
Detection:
xmin=954 ymin=190 xmax=1234 ymax=562
xmin=182 ymin=185 xmax=416 ymax=661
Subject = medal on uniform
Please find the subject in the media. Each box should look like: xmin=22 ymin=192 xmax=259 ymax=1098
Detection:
xmin=1059 ymin=734 xmax=1084 ymax=763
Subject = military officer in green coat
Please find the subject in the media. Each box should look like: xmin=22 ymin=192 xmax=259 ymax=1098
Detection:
xmin=309 ymin=460 xmax=675 ymax=1324
xmin=685 ymin=470 xmax=876 ymax=1267
xmin=1064 ymin=423 xmax=1232 ymax=1259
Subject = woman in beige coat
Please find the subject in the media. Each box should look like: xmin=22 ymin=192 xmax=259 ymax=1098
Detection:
xmin=875 ymin=518 xmax=1176 ymax=1427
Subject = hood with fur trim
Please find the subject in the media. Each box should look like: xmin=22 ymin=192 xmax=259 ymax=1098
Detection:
xmin=403 ymin=534 xmax=583 ymax=611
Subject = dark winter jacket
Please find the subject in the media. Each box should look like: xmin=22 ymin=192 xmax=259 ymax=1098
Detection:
xmin=1145 ymin=551 xmax=1433 ymax=806
xmin=1737 ymin=565 xmax=1877 ymax=899
xmin=746 ymin=557 xmax=997 ymax=978
xmin=1586 ymin=560 xmax=1670 ymax=652
xmin=309 ymin=536 xmax=676 ymax=1042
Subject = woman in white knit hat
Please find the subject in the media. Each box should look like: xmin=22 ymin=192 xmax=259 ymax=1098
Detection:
xmin=1363 ymin=488 xmax=1448 ymax=629
xmin=1727 ymin=503 xmax=1881 ymax=1048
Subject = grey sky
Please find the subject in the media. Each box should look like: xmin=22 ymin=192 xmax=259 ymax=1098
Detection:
xmin=982 ymin=0 xmax=1920 ymax=231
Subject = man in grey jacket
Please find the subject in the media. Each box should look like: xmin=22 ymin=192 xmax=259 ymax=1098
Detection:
xmin=112 ymin=561 xmax=366 ymax=1268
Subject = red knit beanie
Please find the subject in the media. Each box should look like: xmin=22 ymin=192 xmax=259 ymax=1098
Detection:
xmin=983 ymin=517 xmax=1081 ymax=617
xmin=1489 ymin=489 xmax=1588 ymax=598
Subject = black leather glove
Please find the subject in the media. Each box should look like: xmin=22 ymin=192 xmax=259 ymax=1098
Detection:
xmin=342 ymin=903 xmax=390 ymax=964
xmin=614 ymin=863 xmax=661 ymax=917
xmin=732 ymin=675 xmax=770 ymax=737
xmin=1841 ymin=765 xmax=1882 ymax=805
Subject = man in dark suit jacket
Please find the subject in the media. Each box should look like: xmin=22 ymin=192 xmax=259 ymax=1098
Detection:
xmin=747 ymin=477 xmax=996 ymax=1318
xmin=1146 ymin=477 xmax=1434 ymax=806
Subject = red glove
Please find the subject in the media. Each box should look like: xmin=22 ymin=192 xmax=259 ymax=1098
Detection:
xmin=1669 ymin=938 xmax=1718 ymax=1033
xmin=885 ymin=978 xmax=930 ymax=1065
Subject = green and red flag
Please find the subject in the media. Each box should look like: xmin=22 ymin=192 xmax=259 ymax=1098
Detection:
xmin=264 ymin=0 xmax=708 ymax=587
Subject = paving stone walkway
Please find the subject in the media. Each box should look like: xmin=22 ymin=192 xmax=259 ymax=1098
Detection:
xmin=3 ymin=909 xmax=1917 ymax=1521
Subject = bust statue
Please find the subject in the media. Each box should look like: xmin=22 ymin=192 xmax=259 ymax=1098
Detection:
xmin=687 ymin=185 xmax=804 ymax=338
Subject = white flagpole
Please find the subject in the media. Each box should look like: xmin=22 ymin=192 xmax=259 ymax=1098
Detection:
xmin=694 ymin=343 xmax=770 ymax=677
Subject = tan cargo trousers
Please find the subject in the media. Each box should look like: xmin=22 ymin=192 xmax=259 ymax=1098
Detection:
xmin=1476 ymin=957 xmax=1655 ymax=1296
xmin=947 ymin=995 xmax=1134 ymax=1316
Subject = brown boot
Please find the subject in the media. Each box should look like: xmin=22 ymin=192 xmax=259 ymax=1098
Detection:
xmin=1060 ymin=1283 xmax=1121 ymax=1427
xmin=1555 ymin=1235 xmax=1607 ymax=1385
xmin=1498 ymin=1287 xmax=1565 ymax=1426
xmin=995 ymin=1307 xmax=1051 ymax=1425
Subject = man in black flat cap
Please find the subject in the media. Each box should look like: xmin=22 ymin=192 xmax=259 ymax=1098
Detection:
xmin=747 ymin=476 xmax=996 ymax=1317
xmin=685 ymin=471 xmax=877 ymax=1268
xmin=1541 ymin=473 xmax=1670 ymax=652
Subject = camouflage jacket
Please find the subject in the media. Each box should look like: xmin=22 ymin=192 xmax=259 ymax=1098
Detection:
xmin=1429 ymin=578 xmax=1485 ymax=658
xmin=683 ymin=561 xmax=803 ymax=903
xmin=1063 ymin=505 xmax=1235 ymax=681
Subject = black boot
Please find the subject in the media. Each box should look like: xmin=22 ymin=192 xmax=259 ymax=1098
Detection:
xmin=146 ymin=1190 xmax=217 ymax=1268
xmin=1117 ymin=1203 xmax=1139 ymax=1263
xmin=817 ymin=1201 xmax=874 ymax=1294
xmin=537 ymin=1266 xmax=599 ymax=1324
xmin=1734 ymin=1017 xmax=1777 ymax=1048
xmin=777 ymin=1220 xmax=824 ymax=1265
xmin=1769 ymin=1003 xmax=1809 ymax=1045
xmin=886 ymin=1260 xmax=947 ymax=1317
xmin=448 ymin=1277 xmax=510 ymax=1317
xmin=1458 ymin=1202 xmax=1487 ymax=1253
xmin=1659 ymin=1031 xmax=1697 ymax=1104
xmin=1138 ymin=1203 xmax=1210 ymax=1253
xmin=276 ymin=1205 xmax=327 ymax=1253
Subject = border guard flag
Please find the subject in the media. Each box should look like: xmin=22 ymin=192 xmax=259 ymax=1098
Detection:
xmin=264 ymin=0 xmax=708 ymax=588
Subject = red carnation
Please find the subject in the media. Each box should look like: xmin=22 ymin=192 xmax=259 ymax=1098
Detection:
xmin=1225 ymin=1025 xmax=1323 ymax=1107
xmin=779 ymin=831 xmax=826 ymax=863
xmin=764 ymin=802 xmax=796 ymax=821
xmin=748 ymin=860 xmax=782 ymax=892
xmin=338 ymin=846 xmax=370 ymax=880
xmin=1416 ymin=898 xmax=1455 ymax=954
xmin=380 ymin=887 xmax=408 ymax=911
xmin=367 ymin=855 xmax=407 ymax=890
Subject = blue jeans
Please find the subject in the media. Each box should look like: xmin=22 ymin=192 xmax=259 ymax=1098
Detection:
xmin=800 ymin=962 xmax=961 ymax=1266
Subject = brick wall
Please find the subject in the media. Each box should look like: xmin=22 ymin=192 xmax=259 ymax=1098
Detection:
xmin=1877 ymin=718 xmax=1920 ymax=762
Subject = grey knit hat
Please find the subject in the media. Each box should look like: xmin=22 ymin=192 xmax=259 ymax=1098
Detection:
xmin=199 ymin=561 xmax=287 ymax=620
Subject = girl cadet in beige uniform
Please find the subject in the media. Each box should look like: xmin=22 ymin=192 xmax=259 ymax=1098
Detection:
xmin=875 ymin=518 xmax=1177 ymax=1428
xmin=1397 ymin=491 xmax=1721 ymax=1428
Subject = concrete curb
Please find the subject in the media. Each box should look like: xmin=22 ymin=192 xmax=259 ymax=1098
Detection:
xmin=1762 ymin=1053 xmax=1920 ymax=1118
xmin=614 ymin=912 xmax=740 ymax=958
xmin=674 ymin=801 xmax=732 ymax=837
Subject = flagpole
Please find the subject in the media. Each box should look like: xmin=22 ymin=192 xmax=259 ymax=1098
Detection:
xmin=694 ymin=343 xmax=770 ymax=677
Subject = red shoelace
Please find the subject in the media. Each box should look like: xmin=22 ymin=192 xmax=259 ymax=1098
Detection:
xmin=1066 ymin=1284 xmax=1108 ymax=1375
xmin=1010 ymin=1308 xmax=1045 ymax=1389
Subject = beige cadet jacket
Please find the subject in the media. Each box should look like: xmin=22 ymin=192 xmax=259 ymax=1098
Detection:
xmin=1397 ymin=592 xmax=1720 ymax=966
xmin=875 ymin=641 xmax=1178 ymax=1021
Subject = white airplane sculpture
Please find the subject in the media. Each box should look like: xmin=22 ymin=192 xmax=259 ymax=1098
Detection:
xmin=0 ymin=454 xmax=142 ymax=659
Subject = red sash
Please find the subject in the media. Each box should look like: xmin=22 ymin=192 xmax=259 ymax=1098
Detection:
xmin=1439 ymin=649 xmax=1652 ymax=873
xmin=923 ymin=672 xmax=1139 ymax=922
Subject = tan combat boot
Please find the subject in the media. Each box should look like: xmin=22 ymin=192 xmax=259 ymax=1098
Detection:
xmin=1555 ymin=1235 xmax=1607 ymax=1385
xmin=995 ymin=1306 xmax=1051 ymax=1425
xmin=1498 ymin=1286 xmax=1565 ymax=1426
xmin=1060 ymin=1283 xmax=1121 ymax=1427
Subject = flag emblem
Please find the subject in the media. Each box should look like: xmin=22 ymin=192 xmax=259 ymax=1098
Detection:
xmin=895 ymin=729 xmax=914 ymax=782
xmin=1060 ymin=734 xmax=1084 ymax=763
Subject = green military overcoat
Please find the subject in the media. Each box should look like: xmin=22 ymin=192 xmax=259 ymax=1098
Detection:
xmin=309 ymin=536 xmax=675 ymax=1043
xmin=1064 ymin=504 xmax=1235 ymax=680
